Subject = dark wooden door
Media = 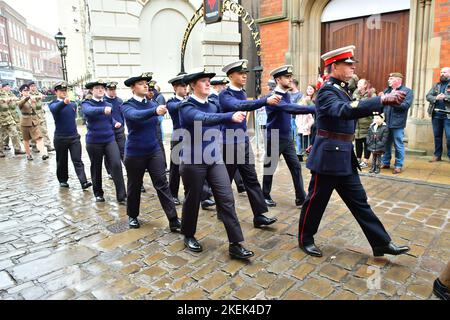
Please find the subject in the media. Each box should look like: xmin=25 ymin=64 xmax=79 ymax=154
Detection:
xmin=321 ymin=10 xmax=409 ymax=93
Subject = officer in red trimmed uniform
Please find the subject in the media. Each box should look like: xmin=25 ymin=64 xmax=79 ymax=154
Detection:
xmin=298 ymin=45 xmax=411 ymax=258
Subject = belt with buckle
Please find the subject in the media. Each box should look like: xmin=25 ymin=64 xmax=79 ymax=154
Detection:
xmin=317 ymin=129 xmax=354 ymax=142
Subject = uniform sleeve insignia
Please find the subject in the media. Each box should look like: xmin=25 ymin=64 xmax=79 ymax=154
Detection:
xmin=350 ymin=101 xmax=359 ymax=108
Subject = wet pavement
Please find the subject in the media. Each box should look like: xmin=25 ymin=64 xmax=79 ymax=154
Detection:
xmin=0 ymin=119 xmax=449 ymax=300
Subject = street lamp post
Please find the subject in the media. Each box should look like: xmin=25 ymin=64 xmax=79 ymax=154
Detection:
xmin=54 ymin=31 xmax=68 ymax=82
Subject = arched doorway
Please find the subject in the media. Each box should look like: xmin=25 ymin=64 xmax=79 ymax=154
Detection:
xmin=320 ymin=0 xmax=410 ymax=92
xmin=139 ymin=0 xmax=203 ymax=94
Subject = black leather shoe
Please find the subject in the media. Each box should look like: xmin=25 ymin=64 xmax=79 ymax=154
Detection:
xmin=372 ymin=242 xmax=410 ymax=257
xmin=141 ymin=185 xmax=146 ymax=193
xmin=173 ymin=197 xmax=181 ymax=206
xmin=118 ymin=199 xmax=127 ymax=206
xmin=201 ymin=199 xmax=216 ymax=210
xmin=59 ymin=182 xmax=70 ymax=188
xmin=14 ymin=150 xmax=25 ymax=155
xmin=3 ymin=145 xmax=10 ymax=150
xmin=95 ymin=196 xmax=105 ymax=203
xmin=129 ymin=217 xmax=140 ymax=229
xmin=82 ymin=181 xmax=92 ymax=190
xmin=433 ymin=278 xmax=450 ymax=300
xmin=184 ymin=237 xmax=202 ymax=252
xmin=26 ymin=155 xmax=33 ymax=161
xmin=253 ymin=215 xmax=277 ymax=228
xmin=264 ymin=198 xmax=277 ymax=207
xmin=42 ymin=155 xmax=49 ymax=160
xmin=295 ymin=199 xmax=305 ymax=207
xmin=47 ymin=146 xmax=55 ymax=152
xmin=299 ymin=243 xmax=323 ymax=257
xmin=229 ymin=243 xmax=254 ymax=260
xmin=169 ymin=218 xmax=181 ymax=232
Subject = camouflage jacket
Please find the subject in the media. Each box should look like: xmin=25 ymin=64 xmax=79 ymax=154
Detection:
xmin=0 ymin=91 xmax=16 ymax=126
xmin=30 ymin=91 xmax=45 ymax=117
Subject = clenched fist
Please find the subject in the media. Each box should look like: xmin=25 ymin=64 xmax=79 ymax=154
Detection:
xmin=104 ymin=107 xmax=112 ymax=115
xmin=156 ymin=106 xmax=167 ymax=116
xmin=232 ymin=111 xmax=246 ymax=123
xmin=381 ymin=90 xmax=407 ymax=106
xmin=267 ymin=94 xmax=281 ymax=106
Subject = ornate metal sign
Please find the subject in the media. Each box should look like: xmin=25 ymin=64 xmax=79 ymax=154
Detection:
xmin=204 ymin=0 xmax=223 ymax=24
xmin=180 ymin=0 xmax=262 ymax=72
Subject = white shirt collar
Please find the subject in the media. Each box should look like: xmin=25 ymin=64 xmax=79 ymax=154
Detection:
xmin=133 ymin=95 xmax=147 ymax=103
xmin=105 ymin=94 xmax=115 ymax=99
xmin=275 ymin=86 xmax=287 ymax=94
xmin=210 ymin=89 xmax=219 ymax=96
xmin=191 ymin=94 xmax=207 ymax=104
xmin=229 ymin=84 xmax=243 ymax=92
xmin=57 ymin=98 xmax=63 ymax=102
xmin=175 ymin=95 xmax=184 ymax=101
xmin=92 ymin=96 xmax=103 ymax=102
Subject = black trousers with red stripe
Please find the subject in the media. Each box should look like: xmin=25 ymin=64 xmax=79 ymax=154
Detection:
xmin=298 ymin=171 xmax=391 ymax=248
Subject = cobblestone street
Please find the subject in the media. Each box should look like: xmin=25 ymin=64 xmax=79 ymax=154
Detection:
xmin=0 ymin=120 xmax=449 ymax=300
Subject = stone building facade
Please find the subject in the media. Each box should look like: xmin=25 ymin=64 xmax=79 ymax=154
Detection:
xmin=60 ymin=0 xmax=243 ymax=97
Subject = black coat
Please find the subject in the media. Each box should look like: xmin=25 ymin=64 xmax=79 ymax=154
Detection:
xmin=366 ymin=123 xmax=389 ymax=153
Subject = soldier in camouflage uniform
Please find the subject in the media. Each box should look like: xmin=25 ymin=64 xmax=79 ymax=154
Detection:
xmin=0 ymin=86 xmax=25 ymax=157
xmin=29 ymin=82 xmax=54 ymax=152
xmin=2 ymin=83 xmax=22 ymax=149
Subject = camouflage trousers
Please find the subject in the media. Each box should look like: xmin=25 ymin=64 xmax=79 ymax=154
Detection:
xmin=0 ymin=123 xmax=22 ymax=151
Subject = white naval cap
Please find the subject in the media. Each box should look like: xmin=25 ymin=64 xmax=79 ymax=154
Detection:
xmin=270 ymin=65 xmax=294 ymax=79
xmin=321 ymin=45 xmax=357 ymax=66
xmin=210 ymin=76 xmax=229 ymax=86
xmin=222 ymin=59 xmax=250 ymax=76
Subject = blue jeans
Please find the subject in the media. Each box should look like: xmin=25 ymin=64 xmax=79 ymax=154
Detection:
xmin=382 ymin=128 xmax=405 ymax=168
xmin=431 ymin=115 xmax=450 ymax=159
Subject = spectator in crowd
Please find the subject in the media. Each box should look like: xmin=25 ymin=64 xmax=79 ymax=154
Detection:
xmin=347 ymin=73 xmax=360 ymax=95
xmin=380 ymin=72 xmax=414 ymax=174
xmin=290 ymin=79 xmax=303 ymax=153
xmin=353 ymin=79 xmax=376 ymax=168
xmin=426 ymin=66 xmax=450 ymax=162
xmin=295 ymin=84 xmax=316 ymax=162
xmin=367 ymin=112 xmax=389 ymax=174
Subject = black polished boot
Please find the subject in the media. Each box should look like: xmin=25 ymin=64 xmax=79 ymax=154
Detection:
xmin=253 ymin=215 xmax=277 ymax=228
xmin=299 ymin=243 xmax=323 ymax=257
xmin=229 ymin=243 xmax=254 ymax=260
xmin=169 ymin=218 xmax=181 ymax=232
xmin=184 ymin=237 xmax=202 ymax=252
xmin=372 ymin=242 xmax=410 ymax=257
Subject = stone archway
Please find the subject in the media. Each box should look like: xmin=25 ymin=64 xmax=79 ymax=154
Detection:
xmin=139 ymin=0 xmax=203 ymax=93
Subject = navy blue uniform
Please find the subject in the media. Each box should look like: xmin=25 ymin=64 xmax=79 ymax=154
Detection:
xmin=104 ymin=95 xmax=126 ymax=167
xmin=262 ymin=89 xmax=315 ymax=202
xmin=219 ymin=87 xmax=269 ymax=216
xmin=167 ymin=96 xmax=184 ymax=199
xmin=179 ymin=96 xmax=244 ymax=243
xmin=81 ymin=99 xmax=126 ymax=201
xmin=49 ymin=99 xmax=88 ymax=186
xmin=122 ymin=97 xmax=178 ymax=221
xmin=298 ymin=77 xmax=392 ymax=248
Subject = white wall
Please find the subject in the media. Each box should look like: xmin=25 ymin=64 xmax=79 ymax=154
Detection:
xmin=86 ymin=0 xmax=241 ymax=99
xmin=322 ymin=0 xmax=410 ymax=22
